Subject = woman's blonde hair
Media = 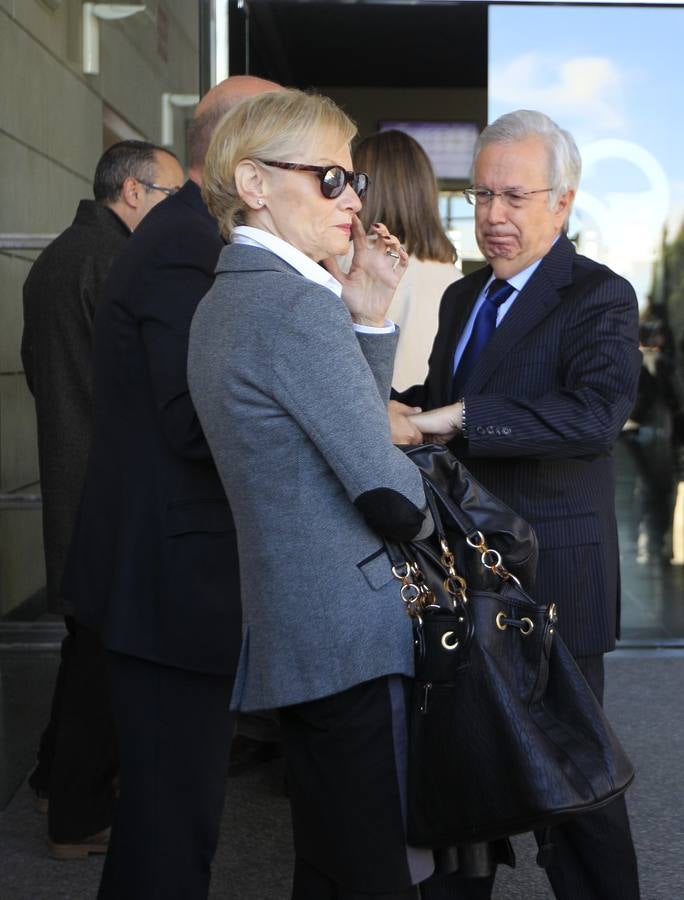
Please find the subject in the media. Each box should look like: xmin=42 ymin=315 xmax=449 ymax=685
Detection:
xmin=202 ymin=89 xmax=357 ymax=239
xmin=353 ymin=129 xmax=456 ymax=264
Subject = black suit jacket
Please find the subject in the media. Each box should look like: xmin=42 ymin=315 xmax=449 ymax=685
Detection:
xmin=65 ymin=181 xmax=241 ymax=676
xmin=400 ymin=235 xmax=641 ymax=656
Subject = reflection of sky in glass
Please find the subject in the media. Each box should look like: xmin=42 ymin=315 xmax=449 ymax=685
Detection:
xmin=489 ymin=4 xmax=684 ymax=304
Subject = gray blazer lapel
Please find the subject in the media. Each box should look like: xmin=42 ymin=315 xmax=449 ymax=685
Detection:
xmin=464 ymin=236 xmax=576 ymax=394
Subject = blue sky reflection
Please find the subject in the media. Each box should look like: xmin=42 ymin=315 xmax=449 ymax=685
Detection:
xmin=489 ymin=4 xmax=684 ymax=306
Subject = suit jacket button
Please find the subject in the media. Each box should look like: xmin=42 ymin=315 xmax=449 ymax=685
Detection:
xmin=494 ymin=427 xmax=501 ymax=436
xmin=476 ymin=425 xmax=485 ymax=436
xmin=486 ymin=425 xmax=495 ymax=435
xmin=502 ymin=426 xmax=512 ymax=435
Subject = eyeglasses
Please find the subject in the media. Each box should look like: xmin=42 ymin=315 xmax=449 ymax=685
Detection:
xmin=138 ymin=179 xmax=181 ymax=197
xmin=256 ymin=160 xmax=369 ymax=200
xmin=464 ymin=187 xmax=553 ymax=208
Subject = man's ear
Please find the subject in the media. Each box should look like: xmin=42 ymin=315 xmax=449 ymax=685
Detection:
xmin=235 ymin=159 xmax=267 ymax=210
xmin=555 ymin=188 xmax=575 ymax=219
xmin=120 ymin=176 xmax=142 ymax=210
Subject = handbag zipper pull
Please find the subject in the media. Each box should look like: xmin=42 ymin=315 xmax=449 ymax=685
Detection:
xmin=420 ymin=682 xmax=432 ymax=714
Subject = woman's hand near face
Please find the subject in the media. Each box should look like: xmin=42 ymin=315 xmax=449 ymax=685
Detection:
xmin=323 ymin=217 xmax=409 ymax=326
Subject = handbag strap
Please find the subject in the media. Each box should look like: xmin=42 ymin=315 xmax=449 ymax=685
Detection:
xmin=420 ymin=473 xmax=519 ymax=585
xmin=388 ymin=474 xmax=520 ymax=621
xmin=387 ymin=484 xmax=467 ymax=620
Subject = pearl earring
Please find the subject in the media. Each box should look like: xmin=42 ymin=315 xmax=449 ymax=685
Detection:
xmin=257 ymin=198 xmax=264 ymax=207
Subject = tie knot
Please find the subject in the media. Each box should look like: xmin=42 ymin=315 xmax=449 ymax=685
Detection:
xmin=486 ymin=279 xmax=514 ymax=308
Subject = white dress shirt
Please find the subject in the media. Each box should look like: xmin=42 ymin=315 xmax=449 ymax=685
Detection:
xmin=232 ymin=225 xmax=395 ymax=334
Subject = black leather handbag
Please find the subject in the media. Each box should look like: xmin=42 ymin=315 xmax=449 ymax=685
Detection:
xmin=389 ymin=444 xmax=635 ymax=848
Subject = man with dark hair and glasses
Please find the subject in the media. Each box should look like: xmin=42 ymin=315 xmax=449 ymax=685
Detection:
xmin=21 ymin=139 xmax=182 ymax=860
xmin=63 ymin=76 xmax=282 ymax=900
xmin=92 ymin=139 xmax=182 ymax=211
xmin=394 ymin=109 xmax=641 ymax=899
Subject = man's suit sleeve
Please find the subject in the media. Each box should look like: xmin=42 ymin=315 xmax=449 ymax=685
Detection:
xmin=457 ymin=272 xmax=641 ymax=460
xmin=392 ymin=381 xmax=428 ymax=408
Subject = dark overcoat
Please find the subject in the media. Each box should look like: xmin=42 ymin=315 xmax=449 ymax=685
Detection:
xmin=21 ymin=201 xmax=130 ymax=613
xmin=64 ymin=181 xmax=241 ymax=676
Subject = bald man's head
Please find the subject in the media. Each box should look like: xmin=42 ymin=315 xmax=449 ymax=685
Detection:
xmin=188 ymin=75 xmax=283 ymax=181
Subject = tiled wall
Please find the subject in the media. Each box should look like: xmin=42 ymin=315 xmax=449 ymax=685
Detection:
xmin=0 ymin=0 xmax=198 ymax=616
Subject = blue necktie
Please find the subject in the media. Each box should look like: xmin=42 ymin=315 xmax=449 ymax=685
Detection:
xmin=451 ymin=279 xmax=514 ymax=400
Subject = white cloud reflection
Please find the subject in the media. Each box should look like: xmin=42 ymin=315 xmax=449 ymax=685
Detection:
xmin=490 ymin=54 xmax=625 ymax=130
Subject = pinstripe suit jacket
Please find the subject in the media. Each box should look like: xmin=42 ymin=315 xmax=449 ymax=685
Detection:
xmin=400 ymin=235 xmax=641 ymax=656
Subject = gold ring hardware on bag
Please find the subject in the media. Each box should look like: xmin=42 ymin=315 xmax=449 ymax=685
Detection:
xmin=392 ymin=562 xmax=411 ymax=580
xmin=444 ymin=574 xmax=467 ymax=595
xmin=466 ymin=530 xmax=521 ymax=585
xmin=496 ymin=611 xmax=535 ymax=635
xmin=412 ymin=568 xmax=427 ymax=587
xmin=435 ymin=536 xmax=469 ymax=606
xmin=466 ymin=530 xmax=486 ymax=551
xmin=443 ymin=575 xmax=467 ymax=609
xmin=392 ymin=557 xmax=436 ymax=618
xmin=520 ymin=617 xmax=534 ymax=636
xmin=481 ymin=546 xmax=502 ymax=569
xmin=439 ymin=537 xmax=456 ymax=568
xmin=401 ymin=582 xmax=421 ymax=603
xmin=440 ymin=630 xmax=460 ymax=650
xmin=547 ymin=602 xmax=558 ymax=634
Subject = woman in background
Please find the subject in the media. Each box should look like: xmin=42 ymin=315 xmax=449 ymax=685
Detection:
xmin=353 ymin=129 xmax=462 ymax=391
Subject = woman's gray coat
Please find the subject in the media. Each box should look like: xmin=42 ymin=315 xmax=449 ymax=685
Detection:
xmin=188 ymin=243 xmax=427 ymax=710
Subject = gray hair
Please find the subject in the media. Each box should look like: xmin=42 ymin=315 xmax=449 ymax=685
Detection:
xmin=472 ymin=110 xmax=581 ymax=208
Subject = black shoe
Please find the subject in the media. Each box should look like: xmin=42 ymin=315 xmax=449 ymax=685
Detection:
xmin=28 ymin=767 xmax=50 ymax=814
xmin=48 ymin=827 xmax=110 ymax=860
xmin=228 ymin=735 xmax=282 ymax=776
xmin=32 ymin=787 xmax=49 ymax=814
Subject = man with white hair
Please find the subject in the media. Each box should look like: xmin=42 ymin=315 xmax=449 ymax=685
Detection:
xmin=397 ymin=109 xmax=641 ymax=899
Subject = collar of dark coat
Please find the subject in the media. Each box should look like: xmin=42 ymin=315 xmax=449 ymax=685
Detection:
xmin=214 ymin=241 xmax=300 ymax=276
xmin=493 ymin=232 xmax=576 ymax=330
xmin=73 ymin=199 xmax=131 ymax=238
xmin=130 ymin=179 xmax=224 ymax=247
xmin=174 ymin=179 xmax=215 ymax=222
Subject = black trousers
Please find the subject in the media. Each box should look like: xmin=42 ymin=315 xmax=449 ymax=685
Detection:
xmin=97 ymin=652 xmax=235 ymax=900
xmin=446 ymin=654 xmax=640 ymax=900
xmin=291 ymin=858 xmax=495 ymax=900
xmin=281 ymin=676 xmax=496 ymax=900
xmin=539 ymin=655 xmax=640 ymax=900
xmin=29 ymin=616 xmax=118 ymax=841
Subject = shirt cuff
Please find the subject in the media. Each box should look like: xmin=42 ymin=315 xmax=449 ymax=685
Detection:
xmin=352 ymin=320 xmax=397 ymax=335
